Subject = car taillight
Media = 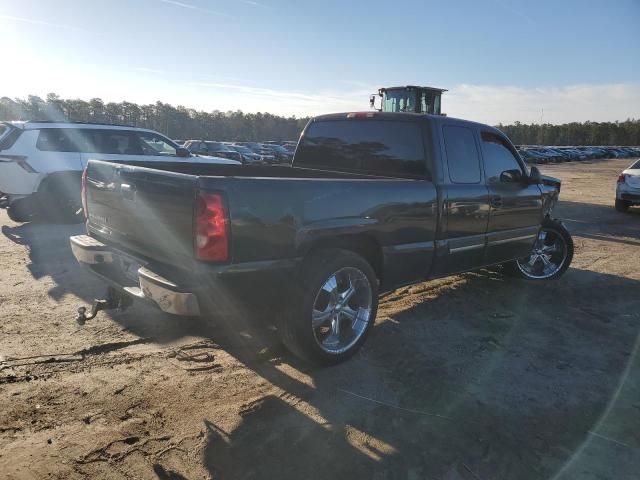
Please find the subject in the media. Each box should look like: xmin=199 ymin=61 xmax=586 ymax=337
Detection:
xmin=195 ymin=192 xmax=229 ymax=262
xmin=81 ymin=168 xmax=88 ymax=219
xmin=617 ymin=174 xmax=626 ymax=184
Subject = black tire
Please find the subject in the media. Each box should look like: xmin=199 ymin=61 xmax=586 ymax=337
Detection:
xmin=504 ymin=218 xmax=573 ymax=281
xmin=279 ymin=248 xmax=379 ymax=366
xmin=6 ymin=198 xmax=38 ymax=222
xmin=37 ymin=174 xmax=84 ymax=224
xmin=615 ymin=199 xmax=630 ymax=213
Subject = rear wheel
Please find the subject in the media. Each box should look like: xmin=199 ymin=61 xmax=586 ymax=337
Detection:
xmin=615 ymin=199 xmax=630 ymax=213
xmin=6 ymin=198 xmax=38 ymax=222
xmin=505 ymin=218 xmax=573 ymax=281
xmin=37 ymin=176 xmax=84 ymax=223
xmin=279 ymin=249 xmax=378 ymax=365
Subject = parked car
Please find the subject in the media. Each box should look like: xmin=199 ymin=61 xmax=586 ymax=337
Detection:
xmin=615 ymin=159 xmax=640 ymax=212
xmin=519 ymin=149 xmax=548 ymax=164
xmin=226 ymin=143 xmax=265 ymax=165
xmin=0 ymin=121 xmax=239 ymax=222
xmin=262 ymin=144 xmax=293 ymax=163
xmin=236 ymin=142 xmax=276 ymax=164
xmin=71 ymin=111 xmax=573 ymax=365
xmin=183 ymin=140 xmax=242 ymax=162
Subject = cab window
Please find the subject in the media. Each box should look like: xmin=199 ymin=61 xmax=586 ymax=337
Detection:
xmin=442 ymin=125 xmax=481 ymax=184
xmin=481 ymin=132 xmax=524 ymax=183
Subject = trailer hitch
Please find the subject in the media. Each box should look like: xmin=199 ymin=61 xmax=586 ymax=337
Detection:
xmin=76 ymin=286 xmax=133 ymax=325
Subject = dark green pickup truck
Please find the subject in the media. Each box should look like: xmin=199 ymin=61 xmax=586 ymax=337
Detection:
xmin=71 ymin=112 xmax=573 ymax=365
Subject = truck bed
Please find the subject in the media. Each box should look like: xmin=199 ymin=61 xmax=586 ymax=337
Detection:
xmin=85 ymin=160 xmax=438 ymax=288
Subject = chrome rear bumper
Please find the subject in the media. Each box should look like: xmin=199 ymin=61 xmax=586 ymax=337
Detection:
xmin=70 ymin=235 xmax=200 ymax=316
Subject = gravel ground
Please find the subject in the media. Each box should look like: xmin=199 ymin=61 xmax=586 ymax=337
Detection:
xmin=1 ymin=158 xmax=639 ymax=480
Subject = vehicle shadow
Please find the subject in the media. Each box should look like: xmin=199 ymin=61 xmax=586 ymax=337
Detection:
xmin=107 ymin=266 xmax=640 ymax=480
xmin=3 ymin=209 xmax=640 ymax=478
xmin=1 ymin=221 xmax=104 ymax=303
xmin=555 ymin=200 xmax=640 ymax=242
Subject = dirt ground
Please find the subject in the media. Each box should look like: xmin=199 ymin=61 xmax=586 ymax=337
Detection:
xmin=1 ymin=158 xmax=639 ymax=480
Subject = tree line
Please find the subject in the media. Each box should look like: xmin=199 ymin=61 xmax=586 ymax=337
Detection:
xmin=498 ymin=120 xmax=640 ymax=146
xmin=0 ymin=94 xmax=309 ymax=141
xmin=1 ymin=94 xmax=639 ymax=145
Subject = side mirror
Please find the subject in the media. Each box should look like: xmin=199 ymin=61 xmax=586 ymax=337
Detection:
xmin=500 ymin=169 xmax=523 ymax=183
xmin=369 ymin=94 xmax=376 ymax=108
xmin=528 ymin=166 xmax=542 ymax=184
xmin=176 ymin=147 xmax=190 ymax=158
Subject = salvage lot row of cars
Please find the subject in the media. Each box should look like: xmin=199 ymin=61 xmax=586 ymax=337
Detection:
xmin=517 ymin=145 xmax=640 ymax=164
xmin=176 ymin=139 xmax=296 ymax=165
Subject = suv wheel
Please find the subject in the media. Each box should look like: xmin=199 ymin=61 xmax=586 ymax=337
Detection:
xmin=615 ymin=199 xmax=630 ymax=213
xmin=6 ymin=198 xmax=38 ymax=222
xmin=279 ymin=249 xmax=379 ymax=365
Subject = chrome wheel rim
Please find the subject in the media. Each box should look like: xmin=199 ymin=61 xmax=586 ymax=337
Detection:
xmin=516 ymin=228 xmax=567 ymax=279
xmin=311 ymin=267 xmax=372 ymax=355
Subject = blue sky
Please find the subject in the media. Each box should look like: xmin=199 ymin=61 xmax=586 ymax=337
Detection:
xmin=1 ymin=0 xmax=639 ymax=123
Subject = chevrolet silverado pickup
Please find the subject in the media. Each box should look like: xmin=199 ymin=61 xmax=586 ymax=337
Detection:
xmin=70 ymin=112 xmax=573 ymax=365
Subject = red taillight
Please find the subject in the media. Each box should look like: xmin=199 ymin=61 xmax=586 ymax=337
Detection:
xmin=195 ymin=192 xmax=229 ymax=262
xmin=617 ymin=174 xmax=626 ymax=184
xmin=81 ymin=168 xmax=88 ymax=219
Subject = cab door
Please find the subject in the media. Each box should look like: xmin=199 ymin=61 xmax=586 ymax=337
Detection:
xmin=430 ymin=124 xmax=490 ymax=277
xmin=480 ymin=131 xmax=543 ymax=265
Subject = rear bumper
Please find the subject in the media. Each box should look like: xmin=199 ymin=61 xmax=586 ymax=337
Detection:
xmin=617 ymin=184 xmax=640 ymax=203
xmin=70 ymin=235 xmax=201 ymax=316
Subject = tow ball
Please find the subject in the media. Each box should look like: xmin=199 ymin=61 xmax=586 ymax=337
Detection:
xmin=76 ymin=286 xmax=133 ymax=325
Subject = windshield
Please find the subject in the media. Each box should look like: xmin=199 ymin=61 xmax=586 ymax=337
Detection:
xmin=205 ymin=142 xmax=232 ymax=152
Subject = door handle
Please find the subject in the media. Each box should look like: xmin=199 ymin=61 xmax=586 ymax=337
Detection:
xmin=490 ymin=195 xmax=503 ymax=208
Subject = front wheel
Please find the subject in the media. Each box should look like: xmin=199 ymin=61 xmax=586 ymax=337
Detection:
xmin=506 ymin=218 xmax=573 ymax=280
xmin=279 ymin=249 xmax=379 ymax=365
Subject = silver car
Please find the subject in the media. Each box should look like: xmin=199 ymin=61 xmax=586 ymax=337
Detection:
xmin=616 ymin=159 xmax=640 ymax=212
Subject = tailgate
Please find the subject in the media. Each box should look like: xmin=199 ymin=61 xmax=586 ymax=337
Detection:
xmin=85 ymin=160 xmax=198 ymax=267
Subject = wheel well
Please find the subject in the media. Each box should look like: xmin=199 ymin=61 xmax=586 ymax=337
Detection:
xmin=305 ymin=235 xmax=383 ymax=281
xmin=37 ymin=171 xmax=82 ymax=204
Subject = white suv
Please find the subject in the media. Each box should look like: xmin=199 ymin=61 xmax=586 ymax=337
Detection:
xmin=0 ymin=121 xmax=240 ymax=222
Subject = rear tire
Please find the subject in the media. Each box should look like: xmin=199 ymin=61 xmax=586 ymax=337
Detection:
xmin=36 ymin=175 xmax=84 ymax=224
xmin=504 ymin=218 xmax=573 ymax=281
xmin=6 ymin=198 xmax=38 ymax=223
xmin=615 ymin=199 xmax=630 ymax=213
xmin=279 ymin=248 xmax=379 ymax=366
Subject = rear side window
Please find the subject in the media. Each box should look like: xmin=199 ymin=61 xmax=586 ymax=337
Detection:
xmin=442 ymin=125 xmax=481 ymax=184
xmin=81 ymin=130 xmax=144 ymax=155
xmin=296 ymin=120 xmax=428 ymax=179
xmin=631 ymin=160 xmax=640 ymax=169
xmin=36 ymin=129 xmax=84 ymax=152
xmin=0 ymin=126 xmax=22 ymax=151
